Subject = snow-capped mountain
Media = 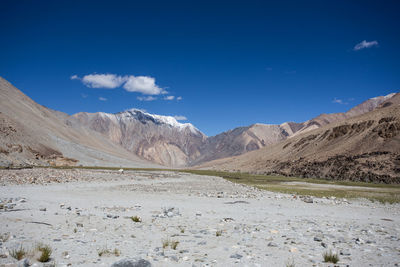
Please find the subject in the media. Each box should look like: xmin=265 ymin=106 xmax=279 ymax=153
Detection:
xmin=73 ymin=109 xmax=206 ymax=167
xmin=117 ymin=109 xmax=201 ymax=135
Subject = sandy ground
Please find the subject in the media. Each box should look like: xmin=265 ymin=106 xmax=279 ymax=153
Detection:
xmin=0 ymin=169 xmax=399 ymax=266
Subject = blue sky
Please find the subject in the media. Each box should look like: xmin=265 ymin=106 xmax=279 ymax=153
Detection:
xmin=1 ymin=0 xmax=399 ymax=136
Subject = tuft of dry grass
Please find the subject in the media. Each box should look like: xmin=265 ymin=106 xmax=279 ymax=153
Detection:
xmin=130 ymin=215 xmax=142 ymax=222
xmin=98 ymin=247 xmax=120 ymax=257
xmin=9 ymin=246 xmax=26 ymax=260
xmin=162 ymin=238 xmax=179 ymax=250
xmin=37 ymin=244 xmax=52 ymax=262
xmin=171 ymin=240 xmax=179 ymax=250
xmin=323 ymin=250 xmax=339 ymax=263
xmin=216 ymin=230 xmax=223 ymax=237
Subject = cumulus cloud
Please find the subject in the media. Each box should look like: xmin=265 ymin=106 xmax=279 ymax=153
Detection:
xmin=137 ymin=96 xmax=157 ymax=101
xmin=353 ymin=40 xmax=379 ymax=51
xmin=164 ymin=95 xmax=175 ymax=100
xmin=174 ymin=115 xmax=187 ymax=121
xmin=177 ymin=96 xmax=182 ymax=101
xmin=82 ymin=74 xmax=127 ymax=89
xmin=123 ymin=76 xmax=166 ymax=95
xmin=72 ymin=73 xmax=168 ymax=95
xmin=99 ymin=97 xmax=107 ymax=101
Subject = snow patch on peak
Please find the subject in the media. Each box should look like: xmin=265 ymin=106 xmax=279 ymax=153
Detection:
xmin=119 ymin=108 xmax=201 ymax=135
xmin=371 ymin=93 xmax=396 ymax=101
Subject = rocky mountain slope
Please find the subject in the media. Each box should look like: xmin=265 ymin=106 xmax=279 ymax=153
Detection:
xmin=198 ymin=102 xmax=400 ymax=183
xmin=73 ymin=109 xmax=206 ymax=167
xmin=0 ymin=77 xmax=159 ymax=168
xmin=191 ymin=93 xmax=397 ymax=165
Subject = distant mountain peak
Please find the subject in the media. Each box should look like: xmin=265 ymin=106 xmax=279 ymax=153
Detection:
xmin=370 ymin=92 xmax=396 ymax=101
xmin=116 ymin=108 xmax=202 ymax=135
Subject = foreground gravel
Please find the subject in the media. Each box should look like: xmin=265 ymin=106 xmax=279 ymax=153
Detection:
xmin=0 ymin=168 xmax=399 ymax=266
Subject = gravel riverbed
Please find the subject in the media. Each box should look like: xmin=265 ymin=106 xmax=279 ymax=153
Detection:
xmin=0 ymin=168 xmax=399 ymax=266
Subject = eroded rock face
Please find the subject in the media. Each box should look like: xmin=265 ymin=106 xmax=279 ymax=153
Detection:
xmin=272 ymin=152 xmax=400 ymax=183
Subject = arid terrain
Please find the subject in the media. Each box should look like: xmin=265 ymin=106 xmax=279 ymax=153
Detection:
xmin=1 ymin=76 xmax=399 ymax=184
xmin=0 ymin=168 xmax=399 ymax=266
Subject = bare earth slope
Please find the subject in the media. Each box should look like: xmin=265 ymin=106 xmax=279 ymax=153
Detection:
xmin=199 ymin=103 xmax=400 ymax=183
xmin=192 ymin=93 xmax=398 ymax=166
xmin=0 ymin=77 xmax=158 ymax=168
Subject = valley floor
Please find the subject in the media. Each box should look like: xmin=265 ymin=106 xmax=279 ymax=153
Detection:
xmin=0 ymin=169 xmax=399 ymax=266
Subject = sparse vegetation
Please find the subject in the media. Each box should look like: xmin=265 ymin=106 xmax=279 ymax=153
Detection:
xmin=37 ymin=244 xmax=52 ymax=262
xmin=113 ymin=248 xmax=121 ymax=256
xmin=162 ymin=238 xmax=179 ymax=250
xmin=179 ymin=226 xmax=185 ymax=233
xmin=9 ymin=245 xmax=26 ymax=260
xmin=0 ymin=232 xmax=10 ymax=242
xmin=73 ymin=228 xmax=77 ymax=233
xmin=171 ymin=240 xmax=179 ymax=250
xmin=98 ymin=247 xmax=120 ymax=257
xmin=181 ymin=170 xmax=400 ymax=204
xmin=216 ymin=230 xmax=222 ymax=236
xmin=285 ymin=258 xmax=295 ymax=267
xmin=130 ymin=215 xmax=142 ymax=222
xmin=323 ymin=250 xmax=339 ymax=263
xmin=162 ymin=239 xmax=169 ymax=249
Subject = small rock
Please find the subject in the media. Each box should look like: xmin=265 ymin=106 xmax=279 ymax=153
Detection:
xmin=76 ymin=223 xmax=83 ymax=227
xmin=17 ymin=258 xmax=30 ymax=267
xmin=340 ymin=250 xmax=351 ymax=256
xmin=303 ymin=197 xmax=313 ymax=203
xmin=314 ymin=237 xmax=322 ymax=242
xmin=40 ymin=208 xmax=46 ymax=212
xmin=111 ymin=258 xmax=151 ymax=267
xmin=230 ymin=253 xmax=243 ymax=259
xmin=268 ymin=242 xmax=278 ymax=247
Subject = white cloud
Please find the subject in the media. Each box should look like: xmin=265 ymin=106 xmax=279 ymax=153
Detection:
xmin=99 ymin=97 xmax=107 ymax=101
xmin=174 ymin=115 xmax=187 ymax=121
xmin=177 ymin=96 xmax=182 ymax=101
xmin=353 ymin=40 xmax=379 ymax=51
xmin=332 ymin=97 xmax=348 ymax=104
xmin=164 ymin=95 xmax=175 ymax=100
xmin=81 ymin=93 xmax=88 ymax=98
xmin=82 ymin=74 xmax=127 ymax=89
xmin=123 ymin=75 xmax=166 ymax=95
xmin=137 ymin=96 xmax=157 ymax=101
xmin=73 ymin=73 xmax=167 ymax=95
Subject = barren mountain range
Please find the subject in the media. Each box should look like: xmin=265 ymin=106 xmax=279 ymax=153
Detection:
xmin=0 ymin=77 xmax=159 ymax=168
xmin=0 ymin=76 xmax=399 ymax=182
xmin=199 ymin=95 xmax=400 ymax=183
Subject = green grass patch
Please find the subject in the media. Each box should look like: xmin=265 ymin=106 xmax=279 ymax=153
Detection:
xmin=180 ymin=170 xmax=400 ymax=203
